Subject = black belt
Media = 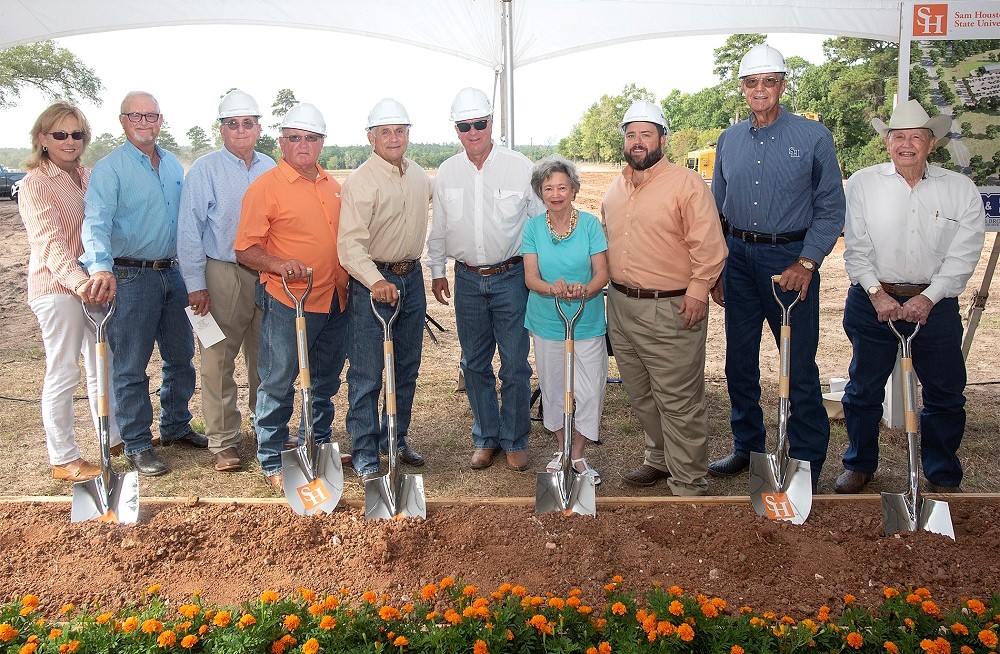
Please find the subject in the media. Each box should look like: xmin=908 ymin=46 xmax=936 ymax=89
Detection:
xmin=727 ymin=225 xmax=807 ymax=244
xmin=610 ymin=280 xmax=686 ymax=299
xmin=458 ymin=256 xmax=523 ymax=277
xmin=881 ymin=282 xmax=929 ymax=298
xmin=113 ymin=257 xmax=176 ymax=270
xmin=375 ymin=259 xmax=418 ymax=276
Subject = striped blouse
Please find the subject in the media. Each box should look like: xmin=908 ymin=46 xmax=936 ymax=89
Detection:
xmin=19 ymin=159 xmax=91 ymax=302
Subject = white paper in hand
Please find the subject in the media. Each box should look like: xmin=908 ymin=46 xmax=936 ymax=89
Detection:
xmin=185 ymin=307 xmax=225 ymax=348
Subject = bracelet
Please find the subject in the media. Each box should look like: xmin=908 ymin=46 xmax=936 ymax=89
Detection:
xmin=74 ymin=279 xmax=88 ymax=293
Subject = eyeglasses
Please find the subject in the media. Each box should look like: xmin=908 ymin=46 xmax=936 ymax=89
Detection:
xmin=741 ymin=76 xmax=784 ymax=89
xmin=121 ymin=112 xmax=161 ymax=123
xmin=47 ymin=131 xmax=87 ymax=141
xmin=283 ymin=134 xmax=322 ymax=143
xmin=222 ymin=119 xmax=258 ymax=130
xmin=456 ymin=119 xmax=490 ymax=133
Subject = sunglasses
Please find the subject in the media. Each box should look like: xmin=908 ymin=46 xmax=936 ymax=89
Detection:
xmin=121 ymin=112 xmax=161 ymax=123
xmin=283 ymin=134 xmax=322 ymax=143
xmin=47 ymin=131 xmax=87 ymax=141
xmin=456 ymin=119 xmax=489 ymax=133
xmin=222 ymin=119 xmax=258 ymax=130
xmin=741 ymin=76 xmax=784 ymax=89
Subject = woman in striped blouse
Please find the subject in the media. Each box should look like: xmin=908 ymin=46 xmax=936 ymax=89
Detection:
xmin=20 ymin=101 xmax=121 ymax=482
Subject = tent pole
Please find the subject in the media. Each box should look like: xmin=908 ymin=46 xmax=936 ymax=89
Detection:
xmin=500 ymin=0 xmax=515 ymax=148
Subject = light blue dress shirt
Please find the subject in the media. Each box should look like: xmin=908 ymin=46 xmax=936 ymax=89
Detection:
xmin=80 ymin=140 xmax=185 ymax=272
xmin=176 ymin=147 xmax=276 ymax=292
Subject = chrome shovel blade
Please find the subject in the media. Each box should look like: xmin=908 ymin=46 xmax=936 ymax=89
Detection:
xmin=281 ymin=443 xmax=344 ymax=515
xmin=882 ymin=493 xmax=955 ymax=540
xmin=749 ymin=452 xmax=812 ymax=524
xmin=534 ymin=471 xmax=597 ymax=517
xmin=71 ymin=471 xmax=139 ymax=524
xmin=364 ymin=472 xmax=426 ymax=520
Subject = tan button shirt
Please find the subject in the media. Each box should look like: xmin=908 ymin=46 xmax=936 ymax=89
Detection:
xmin=601 ymin=157 xmax=728 ymax=303
xmin=338 ymin=153 xmax=432 ymax=289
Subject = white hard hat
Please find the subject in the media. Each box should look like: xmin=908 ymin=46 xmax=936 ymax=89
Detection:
xmin=619 ymin=100 xmax=669 ymax=136
xmin=367 ymin=98 xmax=412 ymax=130
xmin=738 ymin=44 xmax=788 ymax=78
xmin=217 ymin=90 xmax=261 ymax=120
xmin=281 ymin=103 xmax=326 ymax=136
xmin=450 ymin=87 xmax=492 ymax=122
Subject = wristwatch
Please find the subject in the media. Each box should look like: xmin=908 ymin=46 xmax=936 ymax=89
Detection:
xmin=797 ymin=258 xmax=816 ymax=271
xmin=867 ymin=285 xmax=881 ymax=296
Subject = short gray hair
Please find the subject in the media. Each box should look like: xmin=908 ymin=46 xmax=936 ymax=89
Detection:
xmin=530 ymin=155 xmax=581 ymax=199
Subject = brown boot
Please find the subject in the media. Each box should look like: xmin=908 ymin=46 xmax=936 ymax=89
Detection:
xmin=470 ymin=448 xmax=496 ymax=470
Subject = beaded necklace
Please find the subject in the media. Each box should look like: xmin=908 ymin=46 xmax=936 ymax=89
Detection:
xmin=546 ymin=207 xmax=578 ymax=244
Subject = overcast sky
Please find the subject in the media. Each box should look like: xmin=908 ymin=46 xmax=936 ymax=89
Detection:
xmin=1 ymin=26 xmax=830 ymax=150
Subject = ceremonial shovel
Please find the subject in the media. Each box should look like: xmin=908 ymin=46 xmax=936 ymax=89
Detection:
xmin=365 ymin=291 xmax=426 ymax=519
xmin=881 ymin=321 xmax=955 ymax=539
xmin=280 ymin=270 xmax=344 ymax=515
xmin=535 ymin=297 xmax=596 ymax=517
xmin=748 ymin=276 xmax=812 ymax=524
xmin=72 ymin=300 xmax=139 ymax=524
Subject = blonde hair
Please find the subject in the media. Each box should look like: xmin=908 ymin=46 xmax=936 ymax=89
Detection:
xmin=26 ymin=101 xmax=92 ymax=170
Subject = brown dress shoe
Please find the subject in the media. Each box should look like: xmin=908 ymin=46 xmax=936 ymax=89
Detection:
xmin=470 ymin=448 xmax=497 ymax=470
xmin=266 ymin=472 xmax=283 ymax=493
xmin=214 ymin=447 xmax=242 ymax=472
xmin=52 ymin=459 xmax=101 ymax=482
xmin=623 ymin=464 xmax=670 ymax=487
xmin=505 ymin=450 xmax=529 ymax=471
xmin=834 ymin=469 xmax=874 ymax=494
xmin=926 ymin=482 xmax=962 ymax=493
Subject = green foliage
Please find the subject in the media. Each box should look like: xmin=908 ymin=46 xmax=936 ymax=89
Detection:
xmin=515 ymin=144 xmax=557 ymax=162
xmin=156 ymin=126 xmax=181 ymax=155
xmin=255 ymin=135 xmax=279 ymax=161
xmin=0 ymin=148 xmax=31 ymax=169
xmin=186 ymin=126 xmax=212 ymax=158
xmin=667 ymin=127 xmax=722 ymax=166
xmin=557 ymin=84 xmax=654 ymax=163
xmin=271 ymin=89 xmax=298 ymax=130
xmin=0 ymin=41 xmax=103 ymax=109
xmin=712 ymin=33 xmax=767 ymax=123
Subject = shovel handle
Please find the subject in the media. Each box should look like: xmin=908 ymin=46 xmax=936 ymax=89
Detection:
xmin=282 ymin=268 xmax=314 ymax=313
xmin=384 ymin=341 xmax=397 ymax=415
xmin=771 ymin=274 xmax=800 ymax=320
xmin=888 ymin=321 xmax=921 ymax=434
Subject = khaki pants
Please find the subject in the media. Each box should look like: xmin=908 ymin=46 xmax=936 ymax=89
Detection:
xmin=607 ymin=288 xmax=710 ymax=496
xmin=200 ymin=258 xmax=262 ymax=452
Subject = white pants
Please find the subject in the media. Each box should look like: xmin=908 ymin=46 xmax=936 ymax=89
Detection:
xmin=532 ymin=333 xmax=608 ymax=441
xmin=30 ymin=293 xmax=121 ymax=465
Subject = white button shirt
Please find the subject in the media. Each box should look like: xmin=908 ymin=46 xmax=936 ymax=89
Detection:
xmin=426 ymin=143 xmax=544 ymax=278
xmin=844 ymin=162 xmax=985 ymax=304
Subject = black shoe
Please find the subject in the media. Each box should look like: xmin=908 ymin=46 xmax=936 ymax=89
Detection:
xmin=162 ymin=428 xmax=209 ymax=449
xmin=126 ymin=449 xmax=170 ymax=477
xmin=380 ymin=446 xmax=426 ymax=467
xmin=708 ymin=452 xmax=750 ymax=477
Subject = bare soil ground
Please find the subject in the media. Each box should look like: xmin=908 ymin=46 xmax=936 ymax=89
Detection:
xmin=1 ymin=169 xmax=998 ymax=613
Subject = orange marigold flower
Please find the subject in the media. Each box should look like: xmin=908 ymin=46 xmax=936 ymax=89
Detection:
xmin=578 ymin=605 xmax=593 ymax=615
xmin=960 ymin=647 xmax=974 ymax=654
xmin=967 ymin=599 xmax=986 ymax=618
xmin=511 ymin=585 xmax=527 ymax=597
xmin=198 ymin=625 xmax=208 ymax=636
xmin=763 ymin=611 xmax=777 ymax=620
xmin=380 ymin=606 xmax=401 ymax=621
xmin=474 ymin=640 xmax=489 ymax=654
xmin=403 ymin=603 xmax=414 ymax=613
xmin=421 ymin=584 xmax=438 ymax=601
xmin=884 ymin=641 xmax=900 ymax=654
xmin=920 ymin=639 xmax=937 ymax=652
xmin=157 ymin=630 xmax=177 ymax=647
xmin=283 ymin=614 xmax=301 ymax=631
xmin=598 ymin=643 xmax=612 ymax=654
xmin=238 ymin=614 xmax=256 ymax=629
xmin=462 ymin=606 xmax=475 ymax=618
xmin=307 ymin=603 xmax=323 ymax=616
xmin=445 ymin=609 xmax=462 ymax=625
xmin=781 ymin=616 xmax=796 ymax=625
xmin=731 ymin=646 xmax=745 ymax=654
xmin=324 ymin=595 xmax=339 ymax=610
xmin=612 ymin=575 xmax=623 ymax=583
xmin=529 ymin=596 xmax=544 ymax=608
xmin=60 ymin=603 xmax=74 ymax=615
xmin=669 ymin=600 xmax=684 ymax=616
xmin=280 ymin=634 xmax=296 ymax=646
xmin=20 ymin=643 xmax=38 ymax=654
xmin=319 ymin=615 xmax=336 ymax=630
xmin=668 ymin=585 xmax=684 ymax=597
xmin=302 ymin=638 xmax=319 ymax=654
xmin=951 ymin=622 xmax=970 ymax=636
xmin=567 ymin=596 xmax=581 ymax=608
xmin=362 ymin=591 xmax=377 ymax=604
xmin=0 ymin=625 xmax=20 ymax=642
xmin=96 ymin=613 xmax=113 ymax=625
xmin=915 ymin=587 xmax=932 ymax=599
xmin=271 ymin=641 xmax=285 ymax=654
xmin=844 ymin=594 xmax=856 ymax=605
xmin=817 ymin=606 xmax=831 ymax=622
xmin=393 ymin=635 xmax=409 ymax=646
xmin=847 ymin=631 xmax=864 ymax=649
xmin=907 ymin=594 xmax=922 ymax=605
xmin=657 ymin=620 xmax=675 ymax=636
xmin=750 ymin=617 xmax=764 ymax=628
xmin=697 ymin=593 xmax=709 ymax=604
xmin=181 ymin=635 xmax=198 ymax=649
xmin=425 ymin=611 xmax=438 ymax=621
xmin=463 ymin=585 xmax=478 ymax=597
xmin=122 ymin=616 xmax=139 ymax=633
xmin=22 ymin=595 xmax=40 ymax=609
xmin=701 ymin=603 xmax=718 ymax=618
xmin=48 ymin=629 xmax=62 ymax=640
xmin=179 ymin=604 xmax=200 ymax=619
xmin=528 ymin=614 xmax=548 ymax=628
xmin=611 ymin=602 xmax=627 ymax=616
xmin=141 ymin=619 xmax=164 ymax=634
xmin=298 ymin=587 xmax=316 ymax=603
xmin=923 ymin=601 xmax=940 ymax=616
xmin=440 ymin=577 xmax=455 ymax=589
xmin=905 ymin=618 xmax=915 ymax=628
xmin=739 ymin=606 xmax=753 ymax=614
xmin=603 ymin=584 xmax=616 ymax=593
xmin=549 ymin=597 xmax=566 ymax=610
xmin=147 ymin=584 xmax=162 ymax=595
xmin=260 ymin=590 xmax=279 ymax=603
xmin=586 ymin=649 xmax=597 ymax=654
xmin=506 ymin=629 xmax=514 ymax=641
xmin=884 ymin=587 xmax=899 ymax=599
xmin=712 ymin=597 xmax=727 ymax=610
xmin=677 ymin=623 xmax=695 ymax=642
xmin=211 ymin=611 xmax=230 ymax=628
xmin=979 ymin=630 xmax=999 ymax=648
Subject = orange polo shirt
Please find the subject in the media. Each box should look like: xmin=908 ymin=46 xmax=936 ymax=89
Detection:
xmin=234 ymin=159 xmax=349 ymax=313
xmin=601 ymin=157 xmax=727 ymax=303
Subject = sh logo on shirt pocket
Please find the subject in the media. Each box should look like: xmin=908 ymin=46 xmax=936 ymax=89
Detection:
xmin=788 ymin=147 xmax=801 ymax=158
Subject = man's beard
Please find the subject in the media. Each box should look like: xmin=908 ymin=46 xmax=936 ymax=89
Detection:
xmin=625 ymin=144 xmax=663 ymax=171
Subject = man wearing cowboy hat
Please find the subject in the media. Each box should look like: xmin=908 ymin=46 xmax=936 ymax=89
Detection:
xmin=835 ymin=99 xmax=985 ymax=494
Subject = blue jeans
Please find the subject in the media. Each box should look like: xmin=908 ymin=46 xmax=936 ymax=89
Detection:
xmin=453 ymin=262 xmax=532 ymax=452
xmin=107 ymin=265 xmax=195 ymax=455
xmin=255 ymin=289 xmax=348 ymax=476
xmin=346 ymin=269 xmax=426 ymax=476
xmin=841 ymin=286 xmax=965 ymax=486
xmin=722 ymin=237 xmax=829 ymax=482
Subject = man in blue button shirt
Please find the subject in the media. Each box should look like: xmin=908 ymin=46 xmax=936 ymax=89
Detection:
xmin=177 ymin=90 xmax=276 ymax=474
xmin=708 ymin=45 xmax=845 ymax=489
xmin=81 ymin=91 xmax=207 ymax=477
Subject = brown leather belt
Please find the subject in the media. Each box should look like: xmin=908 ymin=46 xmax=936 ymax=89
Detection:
xmin=610 ymin=280 xmax=686 ymax=299
xmin=881 ymin=282 xmax=929 ymax=298
xmin=375 ymin=260 xmax=418 ymax=276
xmin=458 ymin=256 xmax=523 ymax=277
xmin=113 ymin=257 xmax=176 ymax=270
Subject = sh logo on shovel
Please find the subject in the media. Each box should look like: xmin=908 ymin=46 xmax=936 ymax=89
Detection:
xmin=297 ymin=479 xmax=332 ymax=511
xmin=762 ymin=493 xmax=799 ymax=521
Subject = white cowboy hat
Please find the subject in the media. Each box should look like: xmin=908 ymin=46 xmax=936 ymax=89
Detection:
xmin=871 ymin=99 xmax=951 ymax=147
